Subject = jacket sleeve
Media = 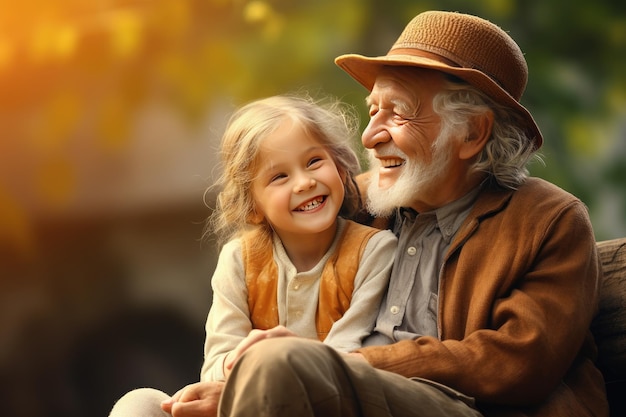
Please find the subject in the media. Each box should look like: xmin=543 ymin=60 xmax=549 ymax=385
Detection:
xmin=323 ymin=230 xmax=397 ymax=352
xmin=200 ymin=239 xmax=252 ymax=382
xmin=355 ymin=197 xmax=601 ymax=406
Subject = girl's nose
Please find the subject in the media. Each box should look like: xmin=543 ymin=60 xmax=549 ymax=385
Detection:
xmin=293 ymin=176 xmax=316 ymax=193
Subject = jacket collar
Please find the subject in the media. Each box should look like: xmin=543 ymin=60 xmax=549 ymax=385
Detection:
xmin=447 ymin=181 xmax=515 ymax=258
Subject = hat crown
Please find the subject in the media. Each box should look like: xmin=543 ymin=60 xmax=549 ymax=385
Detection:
xmin=391 ymin=11 xmax=527 ymax=100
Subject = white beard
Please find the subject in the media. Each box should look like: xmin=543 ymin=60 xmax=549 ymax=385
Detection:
xmin=366 ymin=127 xmax=455 ymax=217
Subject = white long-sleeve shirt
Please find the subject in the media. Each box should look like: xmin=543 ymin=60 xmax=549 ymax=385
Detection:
xmin=201 ymin=217 xmax=397 ymax=381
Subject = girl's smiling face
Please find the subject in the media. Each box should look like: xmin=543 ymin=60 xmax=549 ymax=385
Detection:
xmin=251 ymin=118 xmax=345 ymax=243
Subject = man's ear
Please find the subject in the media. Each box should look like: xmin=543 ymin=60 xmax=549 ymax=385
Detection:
xmin=459 ymin=110 xmax=494 ymax=160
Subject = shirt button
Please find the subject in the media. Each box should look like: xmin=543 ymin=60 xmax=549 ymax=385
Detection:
xmin=390 ymin=306 xmax=400 ymax=315
xmin=293 ymin=284 xmax=300 ymax=290
xmin=407 ymin=246 xmax=417 ymax=256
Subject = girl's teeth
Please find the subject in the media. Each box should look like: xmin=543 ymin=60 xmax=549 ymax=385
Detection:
xmin=298 ymin=197 xmax=323 ymax=211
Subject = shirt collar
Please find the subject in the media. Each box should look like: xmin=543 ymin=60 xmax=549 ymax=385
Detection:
xmin=397 ymin=185 xmax=482 ymax=243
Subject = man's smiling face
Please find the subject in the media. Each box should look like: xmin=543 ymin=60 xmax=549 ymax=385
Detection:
xmin=361 ymin=67 xmax=460 ymax=215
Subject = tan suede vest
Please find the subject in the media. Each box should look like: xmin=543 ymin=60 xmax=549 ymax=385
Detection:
xmin=242 ymin=220 xmax=379 ymax=341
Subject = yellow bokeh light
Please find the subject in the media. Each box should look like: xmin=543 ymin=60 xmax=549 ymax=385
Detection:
xmin=30 ymin=23 xmax=56 ymax=62
xmin=55 ymin=25 xmax=78 ymax=59
xmin=107 ymin=10 xmax=143 ymax=58
xmin=0 ymin=37 xmax=15 ymax=70
xmin=244 ymin=0 xmax=272 ymax=23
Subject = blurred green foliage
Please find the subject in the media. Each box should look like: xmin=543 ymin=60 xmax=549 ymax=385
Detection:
xmin=0 ymin=0 xmax=624 ymax=243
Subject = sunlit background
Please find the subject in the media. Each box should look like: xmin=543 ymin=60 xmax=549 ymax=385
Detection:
xmin=0 ymin=1 xmax=624 ymax=416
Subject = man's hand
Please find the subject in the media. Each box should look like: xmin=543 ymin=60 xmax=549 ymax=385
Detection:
xmin=161 ymin=381 xmax=225 ymax=417
xmin=224 ymin=325 xmax=297 ymax=376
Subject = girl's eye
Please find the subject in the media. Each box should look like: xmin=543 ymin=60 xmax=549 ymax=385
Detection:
xmin=308 ymin=157 xmax=323 ymax=167
xmin=270 ymin=173 xmax=287 ymax=183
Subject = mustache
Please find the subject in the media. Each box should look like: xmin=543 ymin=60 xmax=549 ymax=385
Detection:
xmin=366 ymin=147 xmax=408 ymax=165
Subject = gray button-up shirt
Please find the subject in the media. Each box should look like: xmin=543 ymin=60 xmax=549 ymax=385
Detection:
xmin=364 ymin=187 xmax=480 ymax=346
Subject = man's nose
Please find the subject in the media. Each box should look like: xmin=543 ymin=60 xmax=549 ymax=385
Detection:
xmin=362 ymin=116 xmax=391 ymax=149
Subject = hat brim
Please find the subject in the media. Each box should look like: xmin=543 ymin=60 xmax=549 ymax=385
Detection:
xmin=335 ymin=53 xmax=543 ymax=149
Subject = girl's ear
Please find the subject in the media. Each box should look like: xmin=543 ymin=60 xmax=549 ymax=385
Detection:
xmin=459 ymin=110 xmax=494 ymax=160
xmin=248 ymin=205 xmax=265 ymax=225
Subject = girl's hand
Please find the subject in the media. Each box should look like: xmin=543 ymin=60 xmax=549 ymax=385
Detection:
xmin=224 ymin=325 xmax=297 ymax=376
xmin=161 ymin=381 xmax=225 ymax=417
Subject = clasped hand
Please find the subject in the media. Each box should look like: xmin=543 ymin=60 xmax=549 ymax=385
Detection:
xmin=161 ymin=325 xmax=297 ymax=417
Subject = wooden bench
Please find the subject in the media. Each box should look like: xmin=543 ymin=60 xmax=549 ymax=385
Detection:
xmin=592 ymin=238 xmax=626 ymax=417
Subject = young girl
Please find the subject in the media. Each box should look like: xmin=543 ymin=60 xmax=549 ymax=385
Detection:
xmin=200 ymin=94 xmax=397 ymax=381
xmin=108 ymin=94 xmax=396 ymax=417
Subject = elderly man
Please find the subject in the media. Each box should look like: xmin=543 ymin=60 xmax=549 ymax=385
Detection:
xmin=111 ymin=10 xmax=608 ymax=417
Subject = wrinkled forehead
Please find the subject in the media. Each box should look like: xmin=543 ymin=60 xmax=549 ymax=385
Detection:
xmin=367 ymin=66 xmax=446 ymax=109
xmin=375 ymin=66 xmax=446 ymax=91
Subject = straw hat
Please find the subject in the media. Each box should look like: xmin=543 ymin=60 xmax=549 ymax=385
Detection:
xmin=335 ymin=11 xmax=543 ymax=149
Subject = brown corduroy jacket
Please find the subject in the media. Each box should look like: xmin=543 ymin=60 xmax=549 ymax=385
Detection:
xmin=356 ymin=177 xmax=609 ymax=417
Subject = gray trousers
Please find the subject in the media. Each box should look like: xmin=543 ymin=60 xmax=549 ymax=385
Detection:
xmin=110 ymin=337 xmax=482 ymax=417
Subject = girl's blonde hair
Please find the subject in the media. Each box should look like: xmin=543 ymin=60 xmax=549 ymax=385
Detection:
xmin=205 ymin=94 xmax=362 ymax=246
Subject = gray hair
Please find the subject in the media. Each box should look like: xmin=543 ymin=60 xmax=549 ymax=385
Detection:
xmin=433 ymin=78 xmax=542 ymax=189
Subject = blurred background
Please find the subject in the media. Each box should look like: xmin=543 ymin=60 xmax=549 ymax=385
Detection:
xmin=0 ymin=0 xmax=624 ymax=416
